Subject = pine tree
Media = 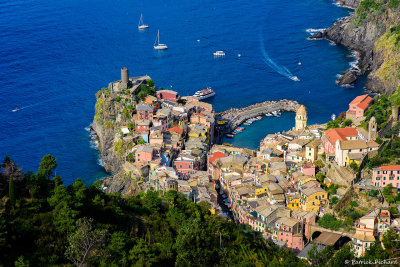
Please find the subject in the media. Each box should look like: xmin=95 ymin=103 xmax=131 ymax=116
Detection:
xmin=9 ymin=174 xmax=15 ymax=208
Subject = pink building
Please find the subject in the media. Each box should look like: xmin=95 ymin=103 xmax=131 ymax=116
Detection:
xmin=173 ymin=154 xmax=198 ymax=175
xmin=136 ymin=104 xmax=154 ymax=120
xmin=271 ymin=217 xmax=304 ymax=252
xmin=321 ymin=127 xmax=359 ymax=155
xmin=372 ymin=165 xmax=400 ymax=188
xmin=347 ymin=94 xmax=373 ymax=118
xmin=207 ymin=151 xmax=227 ymax=174
xmin=292 ymin=210 xmax=317 ymax=239
xmin=135 ymin=120 xmax=150 ymax=133
xmin=301 ymin=162 xmax=315 ymax=176
xmin=135 ymin=145 xmax=153 ymax=165
xmin=156 ymin=90 xmax=179 ymax=102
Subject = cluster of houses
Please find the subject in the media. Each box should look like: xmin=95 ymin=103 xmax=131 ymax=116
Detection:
xmin=112 ymin=72 xmax=399 ymax=259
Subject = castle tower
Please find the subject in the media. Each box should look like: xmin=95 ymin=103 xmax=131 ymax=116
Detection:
xmin=368 ymin=116 xmax=377 ymax=141
xmin=295 ymin=105 xmax=307 ymax=131
xmin=392 ymin=105 xmax=399 ymax=127
xmin=121 ymin=67 xmax=129 ymax=89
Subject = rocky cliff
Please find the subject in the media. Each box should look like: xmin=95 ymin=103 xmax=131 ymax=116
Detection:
xmin=312 ymin=0 xmax=400 ymax=94
xmin=91 ymin=79 xmax=154 ymax=194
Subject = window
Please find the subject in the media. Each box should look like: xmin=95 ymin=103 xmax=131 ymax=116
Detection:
xmin=180 ymin=165 xmax=182 ymax=168
xmin=188 ymin=165 xmax=191 ymax=169
xmin=137 ymin=154 xmax=140 ymax=157
xmin=138 ymin=159 xmax=140 ymax=161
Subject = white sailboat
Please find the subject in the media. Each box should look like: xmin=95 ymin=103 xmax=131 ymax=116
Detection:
xmin=153 ymin=29 xmax=168 ymax=50
xmin=138 ymin=14 xmax=149 ymax=30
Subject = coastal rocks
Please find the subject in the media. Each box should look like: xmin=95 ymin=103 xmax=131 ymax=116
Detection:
xmin=334 ymin=0 xmax=361 ymax=9
xmin=101 ymin=175 xmax=131 ymax=194
xmin=311 ymin=7 xmax=400 ymax=94
xmin=337 ymin=70 xmax=358 ymax=85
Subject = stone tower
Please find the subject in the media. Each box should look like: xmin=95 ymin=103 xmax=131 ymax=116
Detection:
xmin=295 ymin=105 xmax=307 ymax=131
xmin=121 ymin=67 xmax=129 ymax=89
xmin=392 ymin=105 xmax=399 ymax=127
xmin=368 ymin=116 xmax=377 ymax=141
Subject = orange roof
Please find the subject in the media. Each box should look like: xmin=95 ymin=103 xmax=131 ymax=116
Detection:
xmin=166 ymin=126 xmax=183 ymax=135
xmin=324 ymin=128 xmax=358 ymax=145
xmin=379 ymin=165 xmax=400 ymax=171
xmin=209 ymin=151 xmax=227 ymax=163
xmin=195 ymin=113 xmax=206 ymax=117
xmin=350 ymin=94 xmax=372 ymax=110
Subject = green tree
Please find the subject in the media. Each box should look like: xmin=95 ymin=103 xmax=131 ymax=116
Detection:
xmin=349 ymin=161 xmax=359 ymax=172
xmin=308 ymin=244 xmax=334 ymax=266
xmin=350 ymin=201 xmax=358 ymax=207
xmin=9 ymin=175 xmax=15 ymax=208
xmin=329 ymin=243 xmax=354 ymax=266
xmin=128 ymin=238 xmax=156 ymax=266
xmin=331 ymin=196 xmax=338 ymax=204
xmin=65 ymin=217 xmax=108 ymax=267
xmin=37 ymin=154 xmax=57 ymax=180
xmin=48 ymin=184 xmax=78 ymax=234
xmin=314 ymin=160 xmax=325 ymax=169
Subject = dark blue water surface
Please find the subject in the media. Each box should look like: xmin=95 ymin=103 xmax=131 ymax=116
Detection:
xmin=0 ymin=0 xmax=365 ymax=184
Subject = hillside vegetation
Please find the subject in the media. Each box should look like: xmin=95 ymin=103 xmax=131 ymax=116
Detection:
xmin=0 ymin=155 xmax=303 ymax=266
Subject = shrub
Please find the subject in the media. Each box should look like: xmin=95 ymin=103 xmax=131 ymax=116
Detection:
xmin=350 ymin=201 xmax=359 ymax=207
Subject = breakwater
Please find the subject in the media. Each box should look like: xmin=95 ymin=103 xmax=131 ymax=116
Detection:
xmin=216 ymin=100 xmax=300 ymax=134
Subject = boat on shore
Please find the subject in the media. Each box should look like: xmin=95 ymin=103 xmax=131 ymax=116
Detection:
xmin=138 ymin=14 xmax=149 ymax=30
xmin=153 ymin=29 xmax=168 ymax=50
xmin=226 ymin=134 xmax=234 ymax=138
xmin=193 ymin=87 xmax=215 ymax=100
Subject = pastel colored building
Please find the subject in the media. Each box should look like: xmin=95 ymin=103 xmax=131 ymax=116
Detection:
xmin=352 ymin=210 xmax=376 ymax=257
xmin=135 ymin=120 xmax=151 ymax=133
xmin=322 ymin=127 xmax=359 ymax=155
xmin=286 ymin=192 xmax=300 ymax=210
xmin=335 ymin=139 xmax=379 ymax=167
xmin=135 ymin=145 xmax=153 ymax=165
xmin=305 ymin=139 xmax=321 ymax=163
xmin=270 ymin=217 xmax=304 ymax=252
xmin=156 ymin=89 xmax=179 ymax=102
xmin=372 ymin=165 xmax=400 ymax=188
xmin=347 ymin=94 xmax=373 ymax=118
xmin=136 ymin=104 xmax=154 ymax=120
xmin=173 ymin=154 xmax=198 ymax=175
xmin=301 ymin=161 xmax=316 ymax=176
xmin=376 ymin=208 xmax=390 ymax=237
xmin=299 ymin=187 xmax=327 ymax=213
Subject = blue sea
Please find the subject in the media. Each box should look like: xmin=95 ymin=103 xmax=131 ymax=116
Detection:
xmin=0 ymin=0 xmax=365 ymax=185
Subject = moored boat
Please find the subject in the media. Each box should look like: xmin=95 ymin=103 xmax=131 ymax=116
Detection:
xmin=193 ymin=87 xmax=215 ymax=100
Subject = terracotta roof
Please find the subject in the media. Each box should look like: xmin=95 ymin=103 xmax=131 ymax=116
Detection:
xmin=208 ymin=151 xmax=227 ymax=163
xmin=314 ymin=232 xmax=342 ymax=246
xmin=339 ymin=140 xmax=380 ymax=150
xmin=323 ymin=128 xmax=359 ymax=145
xmin=378 ymin=165 xmax=400 ymax=171
xmin=350 ymin=94 xmax=373 ymax=110
xmin=166 ymin=126 xmax=183 ymax=135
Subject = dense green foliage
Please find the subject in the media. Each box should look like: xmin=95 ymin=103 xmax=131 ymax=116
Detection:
xmin=361 ymin=95 xmax=392 ymax=131
xmin=135 ymin=83 xmax=156 ymax=101
xmin=317 ymin=214 xmax=344 ymax=230
xmin=0 ymin=156 xmax=304 ymax=266
xmin=366 ymin=137 xmax=400 ymax=168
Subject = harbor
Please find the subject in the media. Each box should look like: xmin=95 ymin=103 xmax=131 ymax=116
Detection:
xmin=216 ymin=99 xmax=300 ymax=135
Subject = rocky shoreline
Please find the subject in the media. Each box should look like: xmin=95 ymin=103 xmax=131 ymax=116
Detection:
xmin=310 ymin=0 xmax=400 ymax=94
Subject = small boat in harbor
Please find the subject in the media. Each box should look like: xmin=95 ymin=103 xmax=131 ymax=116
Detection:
xmin=213 ymin=51 xmax=225 ymax=56
xmin=153 ymin=29 xmax=168 ymax=50
xmin=265 ymin=113 xmax=273 ymax=117
xmin=257 ymin=116 xmax=262 ymax=120
xmin=226 ymin=134 xmax=234 ymax=138
xmin=138 ymin=14 xmax=149 ymax=30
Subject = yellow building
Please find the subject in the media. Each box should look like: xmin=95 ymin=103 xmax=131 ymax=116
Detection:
xmin=255 ymin=185 xmax=268 ymax=196
xmin=286 ymin=193 xmax=300 ymax=210
xmin=345 ymin=152 xmax=363 ymax=167
xmin=305 ymin=139 xmax=321 ymax=163
xmin=297 ymin=175 xmax=317 ymax=188
xmin=299 ymin=187 xmax=327 ymax=212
